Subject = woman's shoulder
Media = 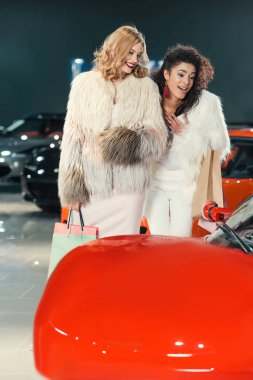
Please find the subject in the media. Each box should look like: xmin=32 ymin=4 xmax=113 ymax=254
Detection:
xmin=199 ymin=89 xmax=222 ymax=107
xmin=72 ymin=70 xmax=102 ymax=86
xmin=188 ymin=89 xmax=224 ymax=121
xmin=70 ymin=70 xmax=106 ymax=96
xmin=129 ymin=75 xmax=159 ymax=91
xmin=141 ymin=76 xmax=160 ymax=91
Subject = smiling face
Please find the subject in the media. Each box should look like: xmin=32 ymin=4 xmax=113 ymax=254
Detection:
xmin=164 ymin=62 xmax=196 ymax=100
xmin=121 ymin=42 xmax=144 ymax=75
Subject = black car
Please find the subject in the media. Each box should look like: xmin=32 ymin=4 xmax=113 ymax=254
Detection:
xmin=21 ymin=145 xmax=61 ymax=212
xmin=0 ymin=112 xmax=64 ymax=184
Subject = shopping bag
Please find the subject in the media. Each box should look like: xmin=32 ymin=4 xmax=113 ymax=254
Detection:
xmin=197 ymin=218 xmax=217 ymax=233
xmin=48 ymin=209 xmax=98 ymax=277
xmin=192 ymin=149 xmax=223 ymax=217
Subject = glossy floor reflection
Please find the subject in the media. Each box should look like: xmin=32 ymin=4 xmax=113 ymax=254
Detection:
xmin=0 ymin=192 xmax=58 ymax=379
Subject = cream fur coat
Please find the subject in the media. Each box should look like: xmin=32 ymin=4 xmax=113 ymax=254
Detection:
xmin=58 ymin=70 xmax=169 ymax=207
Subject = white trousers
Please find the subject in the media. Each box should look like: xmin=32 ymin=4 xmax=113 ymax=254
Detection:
xmin=72 ymin=192 xmax=145 ymax=238
xmin=143 ymin=167 xmax=195 ymax=237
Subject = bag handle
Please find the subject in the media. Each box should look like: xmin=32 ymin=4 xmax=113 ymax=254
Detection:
xmin=67 ymin=208 xmax=85 ymax=231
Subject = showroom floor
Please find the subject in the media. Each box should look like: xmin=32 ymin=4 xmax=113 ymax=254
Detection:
xmin=0 ymin=192 xmax=58 ymax=379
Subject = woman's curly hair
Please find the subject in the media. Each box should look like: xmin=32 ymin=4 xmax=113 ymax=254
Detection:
xmin=153 ymin=44 xmax=214 ymax=116
xmin=93 ymin=25 xmax=149 ymax=80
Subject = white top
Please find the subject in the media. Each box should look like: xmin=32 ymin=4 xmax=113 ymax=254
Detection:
xmin=160 ymin=149 xmax=183 ymax=170
xmin=111 ymin=103 xmax=119 ymax=127
xmin=160 ymin=115 xmax=185 ymax=171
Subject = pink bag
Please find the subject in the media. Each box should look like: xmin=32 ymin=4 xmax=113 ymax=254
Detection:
xmin=48 ymin=209 xmax=98 ymax=277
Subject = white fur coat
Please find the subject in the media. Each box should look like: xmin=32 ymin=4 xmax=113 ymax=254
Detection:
xmin=152 ymin=90 xmax=231 ymax=216
xmin=58 ymin=70 xmax=169 ymax=207
xmin=169 ymin=89 xmax=230 ymax=181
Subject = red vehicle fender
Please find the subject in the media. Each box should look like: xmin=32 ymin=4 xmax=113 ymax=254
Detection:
xmin=34 ymin=235 xmax=253 ymax=379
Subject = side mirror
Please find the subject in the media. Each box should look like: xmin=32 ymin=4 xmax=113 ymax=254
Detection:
xmin=0 ymin=126 xmax=7 ymax=136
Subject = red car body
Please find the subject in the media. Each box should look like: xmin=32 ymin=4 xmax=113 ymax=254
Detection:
xmin=34 ymin=234 xmax=253 ymax=380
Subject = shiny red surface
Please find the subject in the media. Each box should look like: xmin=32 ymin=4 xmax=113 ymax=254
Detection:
xmin=228 ymin=128 xmax=253 ymax=138
xmin=202 ymin=202 xmax=232 ymax=222
xmin=223 ymin=178 xmax=253 ymax=210
xmin=34 ymin=235 xmax=253 ymax=379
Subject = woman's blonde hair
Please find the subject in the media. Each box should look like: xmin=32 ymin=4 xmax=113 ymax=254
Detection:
xmin=93 ymin=25 xmax=149 ymax=80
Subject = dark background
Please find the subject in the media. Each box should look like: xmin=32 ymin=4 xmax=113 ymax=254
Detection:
xmin=1 ymin=0 xmax=253 ymax=126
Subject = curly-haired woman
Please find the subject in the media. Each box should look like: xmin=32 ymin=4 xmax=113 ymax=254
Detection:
xmin=143 ymin=44 xmax=230 ymax=237
xmin=58 ymin=25 xmax=168 ymax=238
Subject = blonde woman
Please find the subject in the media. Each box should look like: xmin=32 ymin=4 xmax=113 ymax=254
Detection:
xmin=58 ymin=25 xmax=168 ymax=238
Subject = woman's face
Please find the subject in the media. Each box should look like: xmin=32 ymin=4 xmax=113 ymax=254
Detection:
xmin=121 ymin=42 xmax=143 ymax=75
xmin=164 ymin=62 xmax=196 ymax=100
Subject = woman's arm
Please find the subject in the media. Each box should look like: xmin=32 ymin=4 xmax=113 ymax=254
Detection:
xmin=98 ymin=80 xmax=170 ymax=165
xmin=58 ymin=76 xmax=90 ymax=208
xmin=209 ymin=96 xmax=231 ymax=161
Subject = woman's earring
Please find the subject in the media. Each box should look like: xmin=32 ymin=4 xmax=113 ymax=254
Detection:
xmin=163 ymin=80 xmax=169 ymax=98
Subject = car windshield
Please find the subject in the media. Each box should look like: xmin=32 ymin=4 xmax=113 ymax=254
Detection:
xmin=5 ymin=118 xmax=63 ymax=138
xmin=207 ymin=196 xmax=253 ymax=250
xmin=222 ymin=138 xmax=253 ymax=178
xmin=6 ymin=119 xmax=24 ymax=132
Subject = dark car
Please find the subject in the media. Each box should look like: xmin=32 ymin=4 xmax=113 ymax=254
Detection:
xmin=21 ymin=146 xmax=61 ymax=212
xmin=0 ymin=112 xmax=64 ymax=184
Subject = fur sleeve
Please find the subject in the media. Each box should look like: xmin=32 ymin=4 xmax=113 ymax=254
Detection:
xmin=98 ymin=79 xmax=170 ymax=165
xmin=138 ymin=79 xmax=170 ymax=161
xmin=98 ymin=127 xmax=141 ymax=165
xmin=58 ymin=75 xmax=90 ymax=207
xmin=209 ymin=96 xmax=231 ymax=161
xmin=184 ymin=91 xmax=231 ymax=163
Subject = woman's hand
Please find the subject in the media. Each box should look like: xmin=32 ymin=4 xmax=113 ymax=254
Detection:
xmin=69 ymin=202 xmax=81 ymax=211
xmin=164 ymin=111 xmax=188 ymax=135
